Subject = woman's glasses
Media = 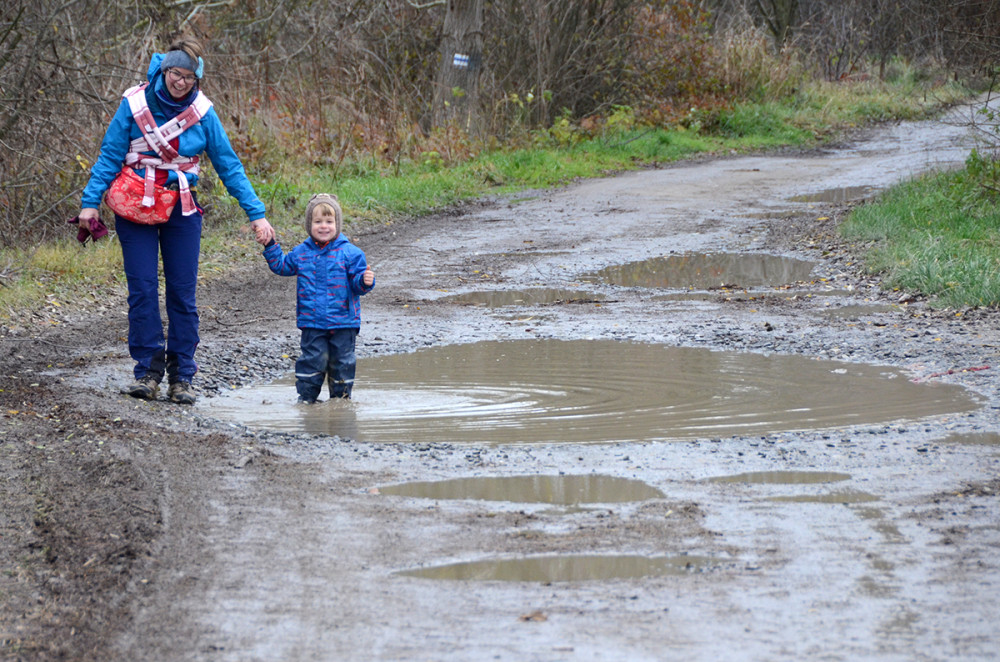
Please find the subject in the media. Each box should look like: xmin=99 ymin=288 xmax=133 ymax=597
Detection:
xmin=166 ymin=69 xmax=197 ymax=84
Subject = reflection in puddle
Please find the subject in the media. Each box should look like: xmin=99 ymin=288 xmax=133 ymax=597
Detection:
xmin=940 ymin=431 xmax=1000 ymax=445
xmin=767 ymin=491 xmax=880 ymax=504
xmin=207 ymin=340 xmax=980 ymax=444
xmin=439 ymin=288 xmax=605 ymax=307
xmin=398 ymin=554 xmax=715 ymax=582
xmin=789 ymin=185 xmax=876 ymax=203
xmin=582 ymin=253 xmax=815 ymax=290
xmin=378 ymin=474 xmax=664 ymax=504
xmin=820 ymin=304 xmax=899 ymax=318
xmin=708 ymin=471 xmax=851 ymax=484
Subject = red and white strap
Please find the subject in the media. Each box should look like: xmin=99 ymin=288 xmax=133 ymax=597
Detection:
xmin=121 ymin=83 xmax=214 ymax=216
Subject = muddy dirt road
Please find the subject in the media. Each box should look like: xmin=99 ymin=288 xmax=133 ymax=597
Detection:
xmin=3 ymin=106 xmax=999 ymax=662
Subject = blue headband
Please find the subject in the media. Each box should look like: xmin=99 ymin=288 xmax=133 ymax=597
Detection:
xmin=161 ymin=50 xmax=204 ymax=79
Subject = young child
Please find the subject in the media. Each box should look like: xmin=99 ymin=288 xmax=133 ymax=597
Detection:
xmin=261 ymin=193 xmax=375 ymax=403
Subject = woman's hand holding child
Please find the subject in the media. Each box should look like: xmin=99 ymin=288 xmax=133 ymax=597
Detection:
xmin=250 ymin=218 xmax=275 ymax=245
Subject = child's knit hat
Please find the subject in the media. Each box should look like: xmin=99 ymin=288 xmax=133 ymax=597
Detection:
xmin=305 ymin=193 xmax=342 ymax=238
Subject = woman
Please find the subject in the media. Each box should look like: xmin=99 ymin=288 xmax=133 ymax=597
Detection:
xmin=78 ymin=38 xmax=274 ymax=405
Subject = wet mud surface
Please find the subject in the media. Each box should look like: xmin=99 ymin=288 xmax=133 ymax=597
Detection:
xmin=2 ymin=108 xmax=999 ymax=661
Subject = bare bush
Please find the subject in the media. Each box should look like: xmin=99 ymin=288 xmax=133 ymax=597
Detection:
xmin=628 ymin=1 xmax=725 ymax=121
xmin=742 ymin=0 xmax=1000 ymax=81
xmin=0 ymin=0 xmax=447 ymax=247
xmin=480 ymin=0 xmax=636 ymax=132
xmin=3 ymin=0 xmax=999 ymax=249
xmin=1 ymin=1 xmax=158 ymax=246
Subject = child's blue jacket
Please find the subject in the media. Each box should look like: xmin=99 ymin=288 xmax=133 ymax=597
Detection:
xmin=263 ymin=234 xmax=374 ymax=330
xmin=81 ymin=53 xmax=266 ymax=221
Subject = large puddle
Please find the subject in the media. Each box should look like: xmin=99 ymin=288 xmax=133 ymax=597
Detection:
xmin=208 ymin=339 xmax=979 ymax=444
xmin=398 ymin=554 xmax=715 ymax=582
xmin=377 ymin=474 xmax=664 ymax=504
xmin=581 ymin=253 xmax=816 ymax=290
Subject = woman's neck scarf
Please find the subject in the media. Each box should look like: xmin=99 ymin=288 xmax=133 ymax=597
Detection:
xmin=153 ymin=74 xmax=196 ymax=118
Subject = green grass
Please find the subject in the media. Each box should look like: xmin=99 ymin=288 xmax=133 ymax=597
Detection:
xmin=262 ymin=122 xmax=797 ymax=234
xmin=0 ymin=71 xmax=989 ymax=317
xmin=0 ymin=240 xmax=126 ymax=317
xmin=220 ymin=73 xmax=977 ymax=250
xmin=840 ymin=169 xmax=1000 ymax=308
xmin=247 ymin=128 xmax=727 ymax=245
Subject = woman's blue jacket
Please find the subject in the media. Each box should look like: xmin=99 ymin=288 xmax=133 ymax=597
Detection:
xmin=81 ymin=53 xmax=266 ymax=221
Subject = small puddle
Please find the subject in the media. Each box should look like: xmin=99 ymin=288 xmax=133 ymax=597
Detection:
xmin=820 ymin=304 xmax=899 ymax=319
xmin=208 ymin=340 xmax=980 ymax=444
xmin=789 ymin=185 xmax=876 ymax=203
xmin=398 ymin=554 xmax=715 ymax=582
xmin=582 ymin=253 xmax=815 ymax=290
xmin=707 ymin=471 xmax=851 ymax=485
xmin=767 ymin=491 xmax=880 ymax=504
xmin=438 ymin=288 xmax=605 ymax=307
xmin=377 ymin=474 xmax=664 ymax=504
xmin=939 ymin=431 xmax=1000 ymax=445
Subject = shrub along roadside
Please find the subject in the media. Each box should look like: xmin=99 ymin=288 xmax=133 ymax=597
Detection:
xmin=839 ymin=159 xmax=1000 ymax=309
xmin=0 ymin=75 xmax=987 ymax=320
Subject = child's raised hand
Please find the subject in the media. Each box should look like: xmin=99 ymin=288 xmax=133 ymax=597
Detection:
xmin=363 ymin=265 xmax=375 ymax=287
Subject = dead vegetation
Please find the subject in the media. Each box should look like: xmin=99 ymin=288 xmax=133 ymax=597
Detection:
xmin=1 ymin=0 xmax=998 ymax=248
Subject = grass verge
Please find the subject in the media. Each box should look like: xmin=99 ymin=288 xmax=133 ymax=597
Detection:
xmin=839 ymin=164 xmax=1000 ymax=309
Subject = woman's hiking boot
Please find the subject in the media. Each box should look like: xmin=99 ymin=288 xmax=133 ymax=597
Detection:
xmin=167 ymin=381 xmax=196 ymax=405
xmin=124 ymin=375 xmax=160 ymax=400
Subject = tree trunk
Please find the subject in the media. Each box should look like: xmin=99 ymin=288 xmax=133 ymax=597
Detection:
xmin=752 ymin=0 xmax=799 ymax=49
xmin=431 ymin=0 xmax=484 ymax=134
